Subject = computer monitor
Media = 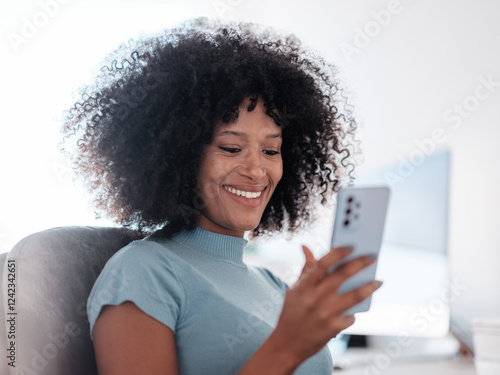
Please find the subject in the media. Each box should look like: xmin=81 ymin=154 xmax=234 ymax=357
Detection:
xmin=245 ymin=149 xmax=451 ymax=338
xmin=345 ymin=149 xmax=451 ymax=337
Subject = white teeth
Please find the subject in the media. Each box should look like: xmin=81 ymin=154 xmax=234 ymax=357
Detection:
xmin=224 ymin=186 xmax=262 ymax=199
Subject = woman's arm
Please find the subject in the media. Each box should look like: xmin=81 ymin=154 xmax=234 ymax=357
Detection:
xmin=92 ymin=301 xmax=179 ymax=375
xmin=92 ymin=247 xmax=380 ymax=375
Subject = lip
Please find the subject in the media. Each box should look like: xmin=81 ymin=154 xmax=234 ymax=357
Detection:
xmin=223 ymin=185 xmax=268 ymax=208
xmin=223 ymin=184 xmax=267 ymax=192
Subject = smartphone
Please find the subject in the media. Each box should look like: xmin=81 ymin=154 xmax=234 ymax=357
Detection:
xmin=328 ymin=185 xmax=390 ymax=315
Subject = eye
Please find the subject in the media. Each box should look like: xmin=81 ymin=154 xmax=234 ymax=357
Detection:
xmin=263 ymin=150 xmax=280 ymax=156
xmin=219 ymin=147 xmax=241 ymax=153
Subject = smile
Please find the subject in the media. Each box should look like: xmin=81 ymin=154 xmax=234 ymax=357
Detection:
xmin=223 ymin=186 xmax=263 ymax=199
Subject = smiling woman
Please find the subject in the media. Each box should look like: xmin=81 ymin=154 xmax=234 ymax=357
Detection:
xmin=60 ymin=17 xmax=380 ymax=375
xmin=196 ymin=98 xmax=283 ymax=237
xmin=61 ymin=17 xmax=357 ymax=240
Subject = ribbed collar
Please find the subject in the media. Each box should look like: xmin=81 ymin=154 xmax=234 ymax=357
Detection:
xmin=172 ymin=226 xmax=248 ymax=266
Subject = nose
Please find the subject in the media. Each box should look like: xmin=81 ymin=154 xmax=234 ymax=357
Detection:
xmin=238 ymin=149 xmax=266 ymax=180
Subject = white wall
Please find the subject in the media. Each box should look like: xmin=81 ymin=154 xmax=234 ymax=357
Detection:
xmin=1 ymin=0 xmax=499 ymax=338
xmin=0 ymin=0 xmax=212 ymax=252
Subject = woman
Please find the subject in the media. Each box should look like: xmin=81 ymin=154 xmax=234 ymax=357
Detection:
xmin=62 ymin=18 xmax=381 ymax=374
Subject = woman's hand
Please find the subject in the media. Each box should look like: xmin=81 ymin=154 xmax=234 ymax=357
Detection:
xmin=268 ymin=245 xmax=382 ymax=366
xmin=238 ymin=245 xmax=382 ymax=375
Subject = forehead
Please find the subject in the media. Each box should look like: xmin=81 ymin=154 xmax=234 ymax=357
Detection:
xmin=214 ymin=101 xmax=282 ymax=138
xmin=214 ymin=127 xmax=282 ymax=139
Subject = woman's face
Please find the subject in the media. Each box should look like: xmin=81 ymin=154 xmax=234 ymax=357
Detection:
xmin=196 ymin=98 xmax=283 ymax=238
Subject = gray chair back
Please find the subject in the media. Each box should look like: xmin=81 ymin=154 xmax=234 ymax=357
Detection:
xmin=1 ymin=226 xmax=145 ymax=375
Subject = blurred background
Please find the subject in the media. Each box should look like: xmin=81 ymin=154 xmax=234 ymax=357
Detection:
xmin=1 ymin=0 xmax=499 ymax=355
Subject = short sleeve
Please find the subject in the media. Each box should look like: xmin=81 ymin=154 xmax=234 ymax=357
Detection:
xmin=87 ymin=240 xmax=185 ymax=339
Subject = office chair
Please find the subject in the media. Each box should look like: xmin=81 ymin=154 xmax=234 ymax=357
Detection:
xmin=0 ymin=226 xmax=145 ymax=375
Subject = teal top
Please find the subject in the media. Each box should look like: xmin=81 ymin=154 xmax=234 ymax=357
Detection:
xmin=87 ymin=226 xmax=333 ymax=374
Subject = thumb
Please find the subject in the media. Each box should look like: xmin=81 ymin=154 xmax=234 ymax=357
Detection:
xmin=301 ymin=245 xmax=316 ymax=270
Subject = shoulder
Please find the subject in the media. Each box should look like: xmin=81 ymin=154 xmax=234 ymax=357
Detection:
xmin=90 ymin=237 xmax=184 ymax=294
xmin=88 ymin=237 xmax=187 ymax=336
xmin=250 ymin=265 xmax=290 ymax=292
xmin=102 ymin=237 xmax=182 ymax=274
xmin=94 ymin=237 xmax=189 ymax=299
xmin=107 ymin=237 xmax=169 ymax=262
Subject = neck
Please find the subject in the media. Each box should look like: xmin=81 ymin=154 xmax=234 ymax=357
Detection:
xmin=196 ymin=215 xmax=246 ymax=238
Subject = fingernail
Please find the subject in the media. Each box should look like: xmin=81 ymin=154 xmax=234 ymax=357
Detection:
xmin=374 ymin=280 xmax=383 ymax=288
xmin=342 ymin=246 xmax=354 ymax=253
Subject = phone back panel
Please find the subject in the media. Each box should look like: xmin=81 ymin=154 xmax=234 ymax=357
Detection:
xmin=330 ymin=186 xmax=390 ymax=314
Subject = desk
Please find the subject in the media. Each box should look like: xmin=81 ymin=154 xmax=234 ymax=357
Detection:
xmin=334 ymin=348 xmax=476 ymax=374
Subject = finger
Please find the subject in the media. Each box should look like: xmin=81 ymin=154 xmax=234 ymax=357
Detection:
xmin=330 ymin=314 xmax=356 ymax=333
xmin=301 ymin=245 xmax=316 ymax=270
xmin=318 ymin=255 xmax=377 ymax=294
xmin=297 ymin=245 xmax=318 ymax=283
xmin=328 ymin=280 xmax=383 ymax=313
xmin=306 ymin=246 xmax=354 ymax=283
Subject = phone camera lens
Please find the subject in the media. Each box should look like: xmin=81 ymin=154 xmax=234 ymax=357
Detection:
xmin=344 ymin=220 xmax=349 ymax=227
xmin=346 ymin=209 xmax=351 ymax=214
xmin=347 ymin=196 xmax=354 ymax=203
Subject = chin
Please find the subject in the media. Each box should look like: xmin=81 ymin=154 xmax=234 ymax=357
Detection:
xmin=233 ymin=223 xmax=258 ymax=232
xmin=230 ymin=219 xmax=261 ymax=232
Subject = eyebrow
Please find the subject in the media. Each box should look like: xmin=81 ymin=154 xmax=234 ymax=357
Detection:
xmin=215 ymin=130 xmax=282 ymax=139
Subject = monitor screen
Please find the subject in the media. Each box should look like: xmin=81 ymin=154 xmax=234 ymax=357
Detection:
xmin=345 ymin=149 xmax=451 ymax=337
xmin=245 ymin=149 xmax=451 ymax=338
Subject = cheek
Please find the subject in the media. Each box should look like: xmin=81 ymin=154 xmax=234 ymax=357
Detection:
xmin=272 ymin=159 xmax=284 ymax=185
xmin=199 ymin=180 xmax=220 ymax=201
xmin=197 ymin=157 xmax=226 ymax=200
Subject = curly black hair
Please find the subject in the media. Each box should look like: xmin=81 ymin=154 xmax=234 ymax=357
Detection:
xmin=61 ymin=18 xmax=358 ymax=239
